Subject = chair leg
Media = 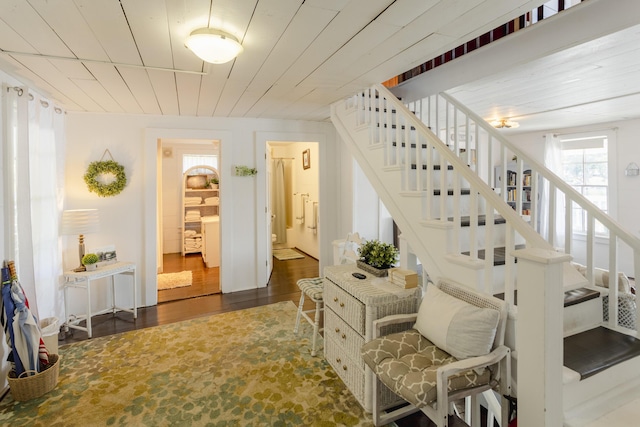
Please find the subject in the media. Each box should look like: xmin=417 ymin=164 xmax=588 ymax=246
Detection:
xmin=310 ymin=300 xmax=322 ymax=357
xmin=294 ymin=292 xmax=305 ymax=334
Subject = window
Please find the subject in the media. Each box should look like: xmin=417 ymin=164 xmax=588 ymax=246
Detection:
xmin=183 ymin=154 xmax=218 ymax=173
xmin=561 ymin=134 xmax=610 ymax=235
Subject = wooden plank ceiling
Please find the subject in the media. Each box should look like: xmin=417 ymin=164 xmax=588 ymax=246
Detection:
xmin=0 ymin=0 xmax=547 ymax=121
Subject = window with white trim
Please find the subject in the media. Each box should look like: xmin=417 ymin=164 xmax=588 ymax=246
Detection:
xmin=561 ymin=133 xmax=610 ymax=235
xmin=183 ymin=154 xmax=218 ymax=173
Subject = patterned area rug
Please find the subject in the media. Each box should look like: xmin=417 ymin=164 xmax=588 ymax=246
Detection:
xmin=157 ymin=270 xmax=192 ymax=290
xmin=273 ymin=248 xmax=305 ymax=261
xmin=0 ymin=301 xmax=375 ymax=426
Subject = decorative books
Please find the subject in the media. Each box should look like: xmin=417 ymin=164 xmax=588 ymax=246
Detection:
xmin=387 ymin=268 xmax=418 ymax=289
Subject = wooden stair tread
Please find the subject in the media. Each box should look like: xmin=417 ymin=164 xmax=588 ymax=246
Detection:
xmin=433 ymin=188 xmax=471 ymax=196
xmin=494 ymin=287 xmax=600 ymax=308
xmin=452 ymin=214 xmax=506 ymax=226
xmin=564 ymin=326 xmax=640 ymax=380
xmin=410 ymin=164 xmax=454 ymax=170
xmin=462 ymin=244 xmax=525 ymax=266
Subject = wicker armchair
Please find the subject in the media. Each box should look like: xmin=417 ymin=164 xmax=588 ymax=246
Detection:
xmin=361 ymin=280 xmax=511 ymax=427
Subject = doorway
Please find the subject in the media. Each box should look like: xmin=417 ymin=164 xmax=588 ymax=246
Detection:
xmin=266 ymin=141 xmax=320 ymax=279
xmin=157 ymin=139 xmax=221 ymax=303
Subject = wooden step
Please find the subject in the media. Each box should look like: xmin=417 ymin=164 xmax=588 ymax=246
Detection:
xmin=462 ymin=243 xmax=525 ymax=266
xmin=410 ymin=163 xmax=454 ymax=170
xmin=432 ymin=188 xmax=471 ymax=196
xmin=453 ymin=214 xmax=506 ymax=227
xmin=495 ymin=286 xmax=600 ymax=307
xmin=564 ymin=326 xmax=640 ymax=380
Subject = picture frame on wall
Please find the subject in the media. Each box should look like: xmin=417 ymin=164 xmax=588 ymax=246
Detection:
xmin=302 ymin=149 xmax=310 ymax=169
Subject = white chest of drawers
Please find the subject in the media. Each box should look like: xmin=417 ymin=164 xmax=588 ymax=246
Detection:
xmin=323 ymin=264 xmax=421 ymax=413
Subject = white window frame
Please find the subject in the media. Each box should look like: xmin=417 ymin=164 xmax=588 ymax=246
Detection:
xmin=559 ymin=129 xmax=617 ymax=237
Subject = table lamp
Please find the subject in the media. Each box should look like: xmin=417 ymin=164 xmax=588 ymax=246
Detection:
xmin=61 ymin=209 xmax=100 ymax=271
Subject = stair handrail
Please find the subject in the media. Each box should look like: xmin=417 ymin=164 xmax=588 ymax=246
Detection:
xmin=373 ymin=83 xmax=550 ymax=251
xmin=439 ymin=91 xmax=640 ymax=254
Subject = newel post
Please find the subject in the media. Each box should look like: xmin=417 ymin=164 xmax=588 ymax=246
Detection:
xmin=513 ymin=247 xmax=571 ymax=426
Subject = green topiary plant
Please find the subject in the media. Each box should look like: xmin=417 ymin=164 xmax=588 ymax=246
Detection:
xmin=357 ymin=239 xmax=398 ymax=269
xmin=82 ymin=253 xmax=99 ymax=265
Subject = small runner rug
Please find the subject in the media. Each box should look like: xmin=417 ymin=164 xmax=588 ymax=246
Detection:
xmin=273 ymin=248 xmax=305 ymax=261
xmin=157 ymin=270 xmax=192 ymax=290
xmin=0 ymin=301 xmax=374 ymax=426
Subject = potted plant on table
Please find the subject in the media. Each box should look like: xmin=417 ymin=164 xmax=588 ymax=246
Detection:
xmin=209 ymin=177 xmax=219 ymax=189
xmin=357 ymin=239 xmax=399 ymax=277
xmin=82 ymin=253 xmax=99 ymax=271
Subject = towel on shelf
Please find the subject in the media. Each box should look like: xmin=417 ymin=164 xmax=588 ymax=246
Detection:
xmin=185 ymin=210 xmax=201 ymax=222
xmin=305 ymin=200 xmax=318 ymax=234
xmin=295 ymin=193 xmax=305 ymax=224
xmin=184 ymin=196 xmax=202 ymax=206
xmin=204 ymin=196 xmax=219 ymax=205
xmin=184 ymin=230 xmax=197 ymax=237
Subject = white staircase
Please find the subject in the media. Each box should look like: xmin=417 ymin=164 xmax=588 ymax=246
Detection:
xmin=331 ymin=84 xmax=640 ymax=426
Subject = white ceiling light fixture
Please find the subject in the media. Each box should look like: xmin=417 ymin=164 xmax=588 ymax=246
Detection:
xmin=490 ymin=118 xmax=520 ymax=129
xmin=185 ymin=28 xmax=243 ymax=64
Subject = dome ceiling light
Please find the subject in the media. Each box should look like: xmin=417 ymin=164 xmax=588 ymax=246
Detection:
xmin=185 ymin=28 xmax=243 ymax=64
xmin=490 ymin=118 xmax=520 ymax=129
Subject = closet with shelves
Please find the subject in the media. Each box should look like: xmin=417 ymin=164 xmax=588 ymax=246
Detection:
xmin=182 ymin=165 xmax=219 ymax=257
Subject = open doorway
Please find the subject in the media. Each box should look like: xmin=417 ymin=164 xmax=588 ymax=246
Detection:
xmin=266 ymin=141 xmax=320 ymax=278
xmin=157 ymin=139 xmax=221 ymax=303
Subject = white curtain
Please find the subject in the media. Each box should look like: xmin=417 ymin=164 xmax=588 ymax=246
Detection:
xmin=271 ymin=159 xmax=287 ymax=244
xmin=541 ymin=133 xmax=565 ymax=250
xmin=2 ymin=85 xmax=66 ymax=321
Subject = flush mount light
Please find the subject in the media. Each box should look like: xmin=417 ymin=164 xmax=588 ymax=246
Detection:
xmin=490 ymin=118 xmax=520 ymax=129
xmin=185 ymin=28 xmax=243 ymax=64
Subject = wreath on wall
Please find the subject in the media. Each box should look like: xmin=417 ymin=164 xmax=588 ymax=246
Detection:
xmin=83 ymin=150 xmax=127 ymax=197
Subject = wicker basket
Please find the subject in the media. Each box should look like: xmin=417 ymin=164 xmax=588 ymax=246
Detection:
xmin=7 ymin=354 xmax=60 ymax=401
xmin=356 ymin=260 xmax=389 ymax=277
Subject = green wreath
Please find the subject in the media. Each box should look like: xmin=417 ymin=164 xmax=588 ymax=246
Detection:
xmin=84 ymin=160 xmax=127 ymax=197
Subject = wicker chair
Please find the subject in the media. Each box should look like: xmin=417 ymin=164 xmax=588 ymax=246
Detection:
xmin=293 ymin=277 xmax=324 ymax=356
xmin=294 ymin=233 xmax=363 ymax=356
xmin=361 ymin=280 xmax=511 ymax=427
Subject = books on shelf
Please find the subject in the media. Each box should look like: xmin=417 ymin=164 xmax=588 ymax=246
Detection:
xmin=387 ymin=268 xmax=419 ymax=289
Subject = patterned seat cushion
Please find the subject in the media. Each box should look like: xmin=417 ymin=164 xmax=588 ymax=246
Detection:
xmin=361 ymin=329 xmax=491 ymax=408
xmin=297 ymin=277 xmax=324 ymax=301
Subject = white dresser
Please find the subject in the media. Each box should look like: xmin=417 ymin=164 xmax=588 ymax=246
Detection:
xmin=323 ymin=264 xmax=422 ymax=413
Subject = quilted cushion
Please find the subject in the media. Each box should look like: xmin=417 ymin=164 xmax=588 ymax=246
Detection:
xmin=361 ymin=329 xmax=491 ymax=408
xmin=296 ymin=277 xmax=324 ymax=301
xmin=414 ymin=285 xmax=499 ymax=360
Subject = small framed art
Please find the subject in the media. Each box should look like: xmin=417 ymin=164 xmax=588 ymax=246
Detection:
xmin=302 ymin=149 xmax=310 ymax=170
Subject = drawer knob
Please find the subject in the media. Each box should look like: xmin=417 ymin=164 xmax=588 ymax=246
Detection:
xmin=336 ymin=358 xmax=341 ymax=364
xmin=333 ymin=297 xmax=338 ymax=302
xmin=335 ymin=328 xmax=340 ymax=333
xmin=339 ymin=302 xmax=345 ymax=308
xmin=341 ymin=333 xmax=346 ymax=339
xmin=342 ymin=365 xmax=347 ymax=371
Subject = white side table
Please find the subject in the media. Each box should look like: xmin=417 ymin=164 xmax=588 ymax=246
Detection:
xmin=63 ymin=261 xmax=137 ymax=338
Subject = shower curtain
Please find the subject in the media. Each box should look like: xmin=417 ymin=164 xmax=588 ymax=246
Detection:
xmin=272 ymin=159 xmax=287 ymax=244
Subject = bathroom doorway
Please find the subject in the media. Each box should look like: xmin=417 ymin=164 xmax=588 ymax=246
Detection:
xmin=266 ymin=141 xmax=319 ymax=279
xmin=157 ymin=139 xmax=221 ymax=303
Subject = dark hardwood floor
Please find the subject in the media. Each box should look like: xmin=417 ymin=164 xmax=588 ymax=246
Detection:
xmin=157 ymin=253 xmax=220 ymax=303
xmin=57 ymin=248 xmax=432 ymax=426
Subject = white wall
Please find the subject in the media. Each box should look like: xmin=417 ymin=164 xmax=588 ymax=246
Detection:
xmin=64 ymin=112 xmax=340 ymax=314
xmin=509 ymin=118 xmax=640 ymax=274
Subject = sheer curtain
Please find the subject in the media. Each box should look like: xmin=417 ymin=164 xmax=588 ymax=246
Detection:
xmin=540 ymin=133 xmax=565 ymax=250
xmin=2 ymin=85 xmax=66 ymax=321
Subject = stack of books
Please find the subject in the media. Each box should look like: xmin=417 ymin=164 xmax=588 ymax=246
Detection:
xmin=387 ymin=268 xmax=419 ymax=289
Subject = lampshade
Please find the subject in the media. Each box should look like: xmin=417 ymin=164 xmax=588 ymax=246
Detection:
xmin=185 ymin=28 xmax=243 ymax=64
xmin=61 ymin=209 xmax=100 ymax=236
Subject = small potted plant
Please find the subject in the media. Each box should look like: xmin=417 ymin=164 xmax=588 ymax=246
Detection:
xmin=357 ymin=239 xmax=399 ymax=277
xmin=209 ymin=177 xmax=219 ymax=189
xmin=82 ymin=253 xmax=99 ymax=271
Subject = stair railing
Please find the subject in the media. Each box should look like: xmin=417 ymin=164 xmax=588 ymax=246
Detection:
xmin=403 ymin=90 xmax=640 ymax=335
xmin=345 ymin=84 xmax=551 ymax=306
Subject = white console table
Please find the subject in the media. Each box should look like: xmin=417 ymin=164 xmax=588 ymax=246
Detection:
xmin=63 ymin=261 xmax=137 ymax=338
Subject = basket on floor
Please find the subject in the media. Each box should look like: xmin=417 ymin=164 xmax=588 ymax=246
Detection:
xmin=7 ymin=354 xmax=60 ymax=401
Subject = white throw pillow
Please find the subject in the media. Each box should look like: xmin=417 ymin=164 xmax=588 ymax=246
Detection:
xmin=414 ymin=285 xmax=500 ymax=360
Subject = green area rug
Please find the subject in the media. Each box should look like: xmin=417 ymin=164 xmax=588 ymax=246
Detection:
xmin=0 ymin=301 xmax=374 ymax=426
